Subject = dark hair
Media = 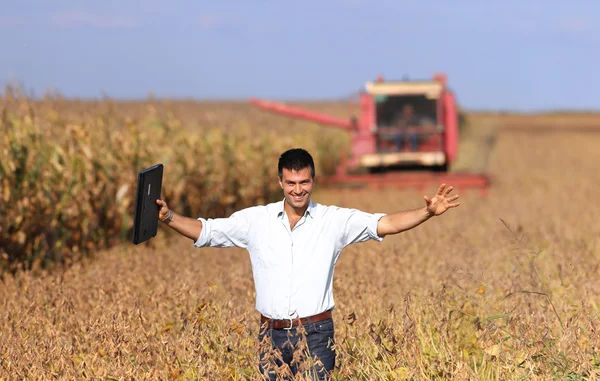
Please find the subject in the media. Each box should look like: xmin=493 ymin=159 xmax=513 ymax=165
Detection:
xmin=278 ymin=148 xmax=315 ymax=178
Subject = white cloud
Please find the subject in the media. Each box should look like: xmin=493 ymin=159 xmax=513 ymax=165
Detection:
xmin=511 ymin=19 xmax=539 ymax=33
xmin=559 ymin=18 xmax=593 ymax=33
xmin=509 ymin=17 xmax=595 ymax=36
xmin=0 ymin=15 xmax=24 ymax=28
xmin=335 ymin=0 xmax=368 ymax=5
xmin=50 ymin=11 xmax=141 ymax=29
xmin=199 ymin=14 xmax=223 ymax=30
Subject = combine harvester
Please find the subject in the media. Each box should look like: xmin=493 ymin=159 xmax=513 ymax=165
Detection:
xmin=249 ymin=73 xmax=491 ymax=195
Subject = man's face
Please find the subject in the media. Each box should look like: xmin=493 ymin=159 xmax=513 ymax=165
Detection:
xmin=279 ymin=167 xmax=314 ymax=211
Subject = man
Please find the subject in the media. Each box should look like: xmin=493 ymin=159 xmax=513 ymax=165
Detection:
xmin=394 ymin=104 xmax=420 ymax=152
xmin=155 ymin=148 xmax=460 ymax=380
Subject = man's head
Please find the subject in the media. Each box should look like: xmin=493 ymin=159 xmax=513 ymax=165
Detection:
xmin=278 ymin=148 xmax=315 ymax=212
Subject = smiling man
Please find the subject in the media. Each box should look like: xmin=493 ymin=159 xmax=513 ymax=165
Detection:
xmin=155 ymin=148 xmax=460 ymax=380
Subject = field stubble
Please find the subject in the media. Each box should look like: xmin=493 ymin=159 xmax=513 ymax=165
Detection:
xmin=2 ymin=96 xmax=600 ymax=380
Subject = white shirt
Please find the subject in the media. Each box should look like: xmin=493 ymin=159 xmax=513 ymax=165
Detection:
xmin=194 ymin=199 xmax=386 ymax=319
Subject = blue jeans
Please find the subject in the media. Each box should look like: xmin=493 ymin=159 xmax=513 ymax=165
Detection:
xmin=257 ymin=317 xmax=336 ymax=380
xmin=395 ymin=131 xmax=418 ymax=151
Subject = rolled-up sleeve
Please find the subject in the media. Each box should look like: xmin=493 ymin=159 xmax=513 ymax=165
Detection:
xmin=194 ymin=209 xmax=252 ymax=249
xmin=339 ymin=208 xmax=386 ymax=247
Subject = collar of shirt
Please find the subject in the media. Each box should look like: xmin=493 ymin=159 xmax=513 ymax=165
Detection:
xmin=276 ymin=198 xmax=317 ymax=220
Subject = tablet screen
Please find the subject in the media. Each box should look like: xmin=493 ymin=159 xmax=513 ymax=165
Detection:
xmin=131 ymin=163 xmax=164 ymax=244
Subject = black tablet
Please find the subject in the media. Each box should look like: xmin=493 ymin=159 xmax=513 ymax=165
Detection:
xmin=131 ymin=163 xmax=164 ymax=244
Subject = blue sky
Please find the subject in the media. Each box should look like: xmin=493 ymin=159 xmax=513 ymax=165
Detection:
xmin=0 ymin=1 xmax=597 ymax=111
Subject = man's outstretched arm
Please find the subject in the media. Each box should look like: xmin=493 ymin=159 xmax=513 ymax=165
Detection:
xmin=156 ymin=199 xmax=203 ymax=241
xmin=377 ymin=206 xmax=433 ymax=237
xmin=376 ymin=183 xmax=460 ymax=237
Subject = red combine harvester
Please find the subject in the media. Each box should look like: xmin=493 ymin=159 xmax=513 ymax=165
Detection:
xmin=249 ymin=73 xmax=491 ymax=195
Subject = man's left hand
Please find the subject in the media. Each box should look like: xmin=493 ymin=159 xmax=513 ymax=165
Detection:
xmin=424 ymin=184 xmax=460 ymax=216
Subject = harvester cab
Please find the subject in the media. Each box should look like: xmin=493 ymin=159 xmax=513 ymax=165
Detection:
xmin=357 ymin=73 xmax=458 ymax=173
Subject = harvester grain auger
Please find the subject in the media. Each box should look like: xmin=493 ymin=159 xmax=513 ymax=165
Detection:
xmin=249 ymin=73 xmax=491 ymax=195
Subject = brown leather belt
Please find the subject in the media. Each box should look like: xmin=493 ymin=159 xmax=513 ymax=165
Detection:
xmin=261 ymin=310 xmax=332 ymax=330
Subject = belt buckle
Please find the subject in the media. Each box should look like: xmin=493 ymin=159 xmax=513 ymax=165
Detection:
xmin=284 ymin=317 xmax=294 ymax=330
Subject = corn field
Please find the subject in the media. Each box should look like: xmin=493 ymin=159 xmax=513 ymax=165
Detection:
xmin=0 ymin=87 xmax=347 ymax=275
xmin=1 ymin=87 xmax=600 ymax=380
